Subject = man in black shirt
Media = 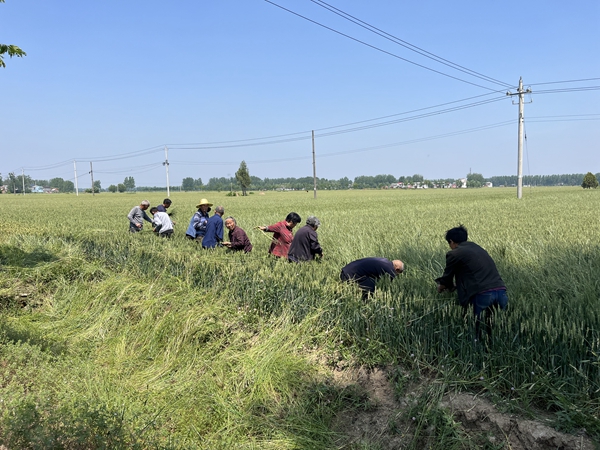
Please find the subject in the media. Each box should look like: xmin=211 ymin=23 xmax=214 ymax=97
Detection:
xmin=341 ymin=257 xmax=404 ymax=299
xmin=436 ymin=225 xmax=508 ymax=340
xmin=288 ymin=216 xmax=323 ymax=262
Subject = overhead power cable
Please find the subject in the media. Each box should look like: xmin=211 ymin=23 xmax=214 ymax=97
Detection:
xmin=528 ymin=77 xmax=600 ymax=86
xmin=169 ymin=95 xmax=507 ymax=150
xmin=169 ymin=120 xmax=514 ymax=166
xmin=530 ymin=86 xmax=600 ymax=95
xmin=264 ymin=0 xmax=503 ymax=91
xmin=309 ymin=0 xmax=512 ymax=88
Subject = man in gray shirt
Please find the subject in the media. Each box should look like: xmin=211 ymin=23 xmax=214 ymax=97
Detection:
xmin=127 ymin=200 xmax=153 ymax=232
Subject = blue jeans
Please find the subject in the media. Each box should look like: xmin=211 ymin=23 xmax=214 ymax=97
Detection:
xmin=472 ymin=289 xmax=508 ymax=341
xmin=472 ymin=289 xmax=508 ymax=318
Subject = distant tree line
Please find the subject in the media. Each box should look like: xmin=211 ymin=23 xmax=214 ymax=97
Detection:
xmin=0 ymin=173 xmax=75 ymax=193
xmin=176 ymin=172 xmax=600 ymax=191
xmin=486 ymin=173 xmax=600 ymax=187
xmin=2 ymin=171 xmax=598 ymax=193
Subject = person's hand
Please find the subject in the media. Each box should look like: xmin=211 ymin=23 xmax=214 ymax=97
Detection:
xmin=136 ymin=223 xmax=142 ymax=228
xmin=437 ymin=283 xmax=447 ymax=293
xmin=222 ymin=241 xmax=231 ymax=247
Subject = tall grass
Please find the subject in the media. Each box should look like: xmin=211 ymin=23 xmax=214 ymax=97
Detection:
xmin=0 ymin=187 xmax=599 ymax=447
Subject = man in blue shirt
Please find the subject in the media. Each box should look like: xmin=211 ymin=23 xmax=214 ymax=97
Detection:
xmin=202 ymin=206 xmax=225 ymax=249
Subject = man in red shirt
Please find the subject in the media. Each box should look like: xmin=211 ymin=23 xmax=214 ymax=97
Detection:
xmin=258 ymin=212 xmax=301 ymax=258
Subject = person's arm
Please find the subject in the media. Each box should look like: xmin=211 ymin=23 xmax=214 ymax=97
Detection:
xmin=193 ymin=213 xmax=204 ymax=230
xmin=310 ymin=230 xmax=323 ymax=257
xmin=152 ymin=217 xmax=162 ymax=233
xmin=127 ymin=207 xmax=137 ymax=222
xmin=435 ymin=252 xmax=458 ymax=292
xmin=260 ymin=223 xmax=277 ymax=233
xmin=216 ymin=220 xmax=224 ymax=243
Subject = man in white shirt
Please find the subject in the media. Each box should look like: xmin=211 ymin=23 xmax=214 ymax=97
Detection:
xmin=150 ymin=207 xmax=174 ymax=238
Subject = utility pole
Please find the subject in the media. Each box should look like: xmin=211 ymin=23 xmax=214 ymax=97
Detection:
xmin=21 ymin=168 xmax=25 ymax=195
xmin=163 ymin=146 xmax=170 ymax=197
xmin=90 ymin=162 xmax=95 ymax=197
xmin=312 ymin=130 xmax=317 ymax=199
xmin=507 ymin=77 xmax=531 ymax=199
xmin=73 ymin=160 xmax=79 ymax=196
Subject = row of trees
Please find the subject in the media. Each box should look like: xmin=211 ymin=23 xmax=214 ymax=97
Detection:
xmin=2 ymin=168 xmax=598 ymax=194
xmin=486 ymin=173 xmax=600 ymax=187
xmin=0 ymin=173 xmax=75 ymax=194
xmin=176 ymin=171 xmax=599 ymax=192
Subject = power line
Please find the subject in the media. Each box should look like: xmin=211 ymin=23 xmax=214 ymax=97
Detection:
xmin=169 ymin=120 xmax=514 ymax=166
xmin=169 ymin=95 xmax=508 ymax=150
xmin=309 ymin=0 xmax=512 ymax=88
xmin=263 ymin=0 xmax=503 ymax=91
xmin=528 ymin=77 xmax=600 ymax=86
xmin=530 ymin=86 xmax=600 ymax=95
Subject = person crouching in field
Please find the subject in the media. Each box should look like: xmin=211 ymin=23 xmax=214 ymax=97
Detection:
xmin=202 ymin=206 xmax=225 ymax=249
xmin=258 ymin=212 xmax=301 ymax=258
xmin=287 ymin=216 xmax=323 ymax=263
xmin=223 ymin=216 xmax=252 ymax=253
xmin=185 ymin=198 xmax=212 ymax=242
xmin=127 ymin=200 xmax=153 ymax=232
xmin=150 ymin=207 xmax=174 ymax=238
xmin=435 ymin=225 xmax=508 ymax=342
xmin=156 ymin=198 xmax=172 ymax=213
xmin=341 ymin=257 xmax=404 ymax=300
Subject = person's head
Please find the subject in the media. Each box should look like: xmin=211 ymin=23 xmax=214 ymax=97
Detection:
xmin=445 ymin=225 xmax=468 ymax=248
xmin=392 ymin=260 xmax=404 ymax=274
xmin=225 ymin=216 xmax=236 ymax=231
xmin=285 ymin=212 xmax=301 ymax=229
xmin=196 ymin=198 xmax=213 ymax=212
xmin=162 ymin=198 xmax=172 ymax=208
xmin=140 ymin=200 xmax=150 ymax=210
xmin=150 ymin=207 xmax=159 ymax=215
xmin=306 ymin=215 xmax=320 ymax=229
xmin=215 ymin=206 xmax=225 ymax=216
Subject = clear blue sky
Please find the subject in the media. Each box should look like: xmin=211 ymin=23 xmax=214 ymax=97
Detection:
xmin=2 ymin=0 xmax=599 ymax=188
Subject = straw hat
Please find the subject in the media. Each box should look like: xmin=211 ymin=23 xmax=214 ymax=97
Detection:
xmin=196 ymin=198 xmax=213 ymax=208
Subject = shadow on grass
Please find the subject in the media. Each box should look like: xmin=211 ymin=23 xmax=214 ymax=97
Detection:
xmin=0 ymin=318 xmax=68 ymax=355
xmin=0 ymin=245 xmax=57 ymax=268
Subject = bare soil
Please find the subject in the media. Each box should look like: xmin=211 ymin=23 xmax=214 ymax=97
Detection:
xmin=331 ymin=366 xmax=595 ymax=449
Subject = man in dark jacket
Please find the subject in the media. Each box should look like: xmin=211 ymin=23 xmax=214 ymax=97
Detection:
xmin=341 ymin=257 xmax=404 ymax=299
xmin=436 ymin=225 xmax=508 ymax=340
xmin=287 ymin=216 xmax=323 ymax=262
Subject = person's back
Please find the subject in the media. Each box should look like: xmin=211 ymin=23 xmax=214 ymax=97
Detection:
xmin=203 ymin=207 xmax=225 ymax=249
xmin=288 ymin=216 xmax=322 ymax=262
xmin=152 ymin=211 xmax=173 ymax=236
xmin=342 ymin=257 xmax=396 ymax=281
xmin=439 ymin=241 xmax=505 ymax=305
xmin=341 ymin=257 xmax=403 ymax=298
xmin=436 ymin=225 xmax=507 ymax=341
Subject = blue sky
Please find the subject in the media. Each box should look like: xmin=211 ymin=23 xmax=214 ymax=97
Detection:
xmin=2 ymin=0 xmax=599 ymax=188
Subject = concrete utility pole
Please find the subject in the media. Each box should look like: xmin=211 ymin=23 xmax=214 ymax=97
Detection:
xmin=163 ymin=146 xmax=170 ymax=197
xmin=74 ymin=160 xmax=79 ymax=196
xmin=90 ymin=162 xmax=95 ymax=197
xmin=21 ymin=168 xmax=25 ymax=195
xmin=312 ymin=130 xmax=317 ymax=199
xmin=507 ymin=77 xmax=532 ymax=199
